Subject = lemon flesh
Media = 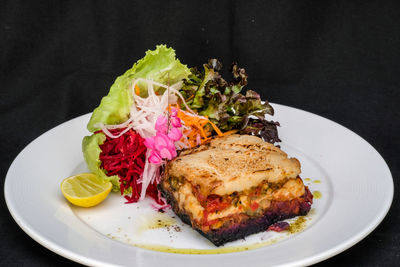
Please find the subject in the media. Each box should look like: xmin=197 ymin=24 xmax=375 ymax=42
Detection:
xmin=61 ymin=173 xmax=112 ymax=207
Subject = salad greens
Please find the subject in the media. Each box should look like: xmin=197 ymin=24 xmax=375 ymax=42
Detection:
xmin=83 ymin=45 xmax=190 ymax=191
xmin=179 ymin=59 xmax=280 ymax=143
xmin=83 ymin=45 xmax=281 ymax=195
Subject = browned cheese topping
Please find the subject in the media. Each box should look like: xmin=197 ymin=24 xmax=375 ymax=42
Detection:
xmin=163 ymin=135 xmax=306 ymax=224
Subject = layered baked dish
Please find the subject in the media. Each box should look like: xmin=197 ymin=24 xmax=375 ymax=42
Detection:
xmin=160 ymin=134 xmax=313 ymax=246
xmin=80 ymin=45 xmax=313 ymax=245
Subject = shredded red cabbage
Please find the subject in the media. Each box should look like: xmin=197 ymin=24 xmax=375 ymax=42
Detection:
xmin=98 ymin=128 xmax=164 ymax=204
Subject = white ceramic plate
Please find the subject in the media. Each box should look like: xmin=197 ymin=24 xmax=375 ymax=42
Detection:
xmin=4 ymin=104 xmax=393 ymax=267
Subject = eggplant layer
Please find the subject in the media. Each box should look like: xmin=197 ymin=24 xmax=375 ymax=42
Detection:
xmin=159 ymin=183 xmax=313 ymax=246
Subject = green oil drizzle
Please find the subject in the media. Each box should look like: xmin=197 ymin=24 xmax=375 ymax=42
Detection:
xmin=134 ymin=214 xmax=313 ymax=254
xmin=289 ymin=216 xmax=308 ymax=234
xmin=313 ymin=190 xmax=322 ymax=199
xmin=147 ymin=214 xmax=176 ymax=230
xmin=313 ymin=180 xmax=321 ymax=184
xmin=134 ymin=238 xmax=281 ymax=254
xmin=136 ymin=213 xmax=177 ymax=236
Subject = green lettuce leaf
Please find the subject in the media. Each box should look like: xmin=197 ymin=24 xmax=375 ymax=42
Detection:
xmin=82 ymin=133 xmax=120 ymax=191
xmin=87 ymin=45 xmax=191 ymax=132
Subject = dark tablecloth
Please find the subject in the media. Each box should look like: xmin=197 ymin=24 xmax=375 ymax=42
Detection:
xmin=1 ymin=1 xmax=398 ymax=266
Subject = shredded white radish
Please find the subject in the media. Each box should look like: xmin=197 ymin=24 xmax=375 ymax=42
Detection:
xmin=140 ymin=150 xmax=160 ymax=201
xmin=98 ymin=78 xmax=205 ymax=139
xmin=97 ymin=77 xmax=205 ymax=202
xmin=174 ymin=140 xmax=187 ymax=150
xmin=196 ymin=133 xmax=201 ymax=146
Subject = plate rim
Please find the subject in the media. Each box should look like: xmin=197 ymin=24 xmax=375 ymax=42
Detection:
xmin=4 ymin=103 xmax=394 ymax=267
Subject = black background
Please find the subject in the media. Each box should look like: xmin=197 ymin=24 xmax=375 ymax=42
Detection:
xmin=1 ymin=1 xmax=399 ymax=266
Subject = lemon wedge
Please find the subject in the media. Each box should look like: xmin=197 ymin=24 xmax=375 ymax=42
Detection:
xmin=61 ymin=173 xmax=112 ymax=207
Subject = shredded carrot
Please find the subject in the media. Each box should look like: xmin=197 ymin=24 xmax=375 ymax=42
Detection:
xmin=222 ymin=129 xmax=239 ymax=136
xmin=167 ymin=102 xmax=239 ymax=148
xmin=135 ymin=85 xmax=141 ymax=96
xmin=168 ymin=104 xmax=230 ymax=148
xmin=185 ymin=95 xmax=195 ymax=102
xmin=206 ymin=120 xmax=224 ymax=136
